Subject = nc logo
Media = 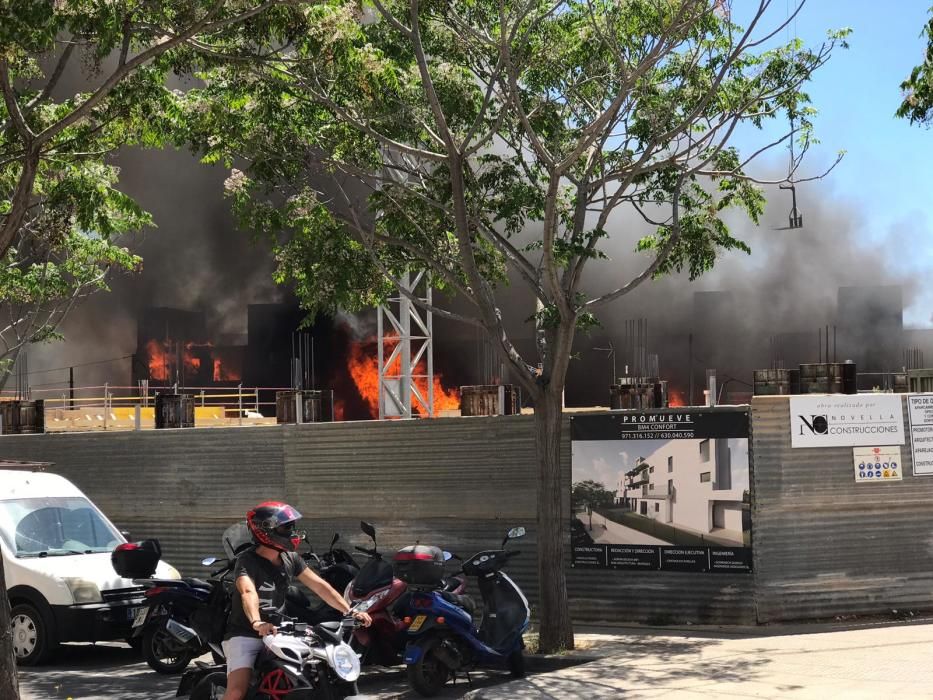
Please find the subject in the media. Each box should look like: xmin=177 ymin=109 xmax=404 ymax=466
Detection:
xmin=799 ymin=414 xmax=829 ymax=435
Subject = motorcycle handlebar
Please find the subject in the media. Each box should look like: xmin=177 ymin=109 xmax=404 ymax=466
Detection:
xmin=354 ymin=545 xmax=375 ymax=555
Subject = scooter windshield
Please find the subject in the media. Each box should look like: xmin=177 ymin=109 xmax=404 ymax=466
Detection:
xmin=352 ymin=557 xmax=393 ymax=597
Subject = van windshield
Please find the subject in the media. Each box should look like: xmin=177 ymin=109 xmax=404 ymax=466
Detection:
xmin=0 ymin=497 xmax=123 ymax=557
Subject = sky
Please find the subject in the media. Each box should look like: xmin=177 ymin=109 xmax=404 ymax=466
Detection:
xmin=732 ymin=0 xmax=933 ymax=326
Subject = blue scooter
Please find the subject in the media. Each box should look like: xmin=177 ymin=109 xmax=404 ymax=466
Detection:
xmin=401 ymin=527 xmax=529 ymax=697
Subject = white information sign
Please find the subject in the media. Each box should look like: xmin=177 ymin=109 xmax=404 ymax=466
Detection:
xmin=908 ymin=394 xmax=933 ymax=475
xmin=789 ymin=395 xmax=905 ymax=448
xmin=853 ymin=446 xmax=903 ymax=483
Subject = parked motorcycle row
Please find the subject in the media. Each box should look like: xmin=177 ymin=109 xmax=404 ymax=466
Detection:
xmin=113 ymin=521 xmax=529 ymax=698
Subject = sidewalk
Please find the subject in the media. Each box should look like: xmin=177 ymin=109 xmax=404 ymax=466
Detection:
xmin=467 ymin=619 xmax=933 ymax=699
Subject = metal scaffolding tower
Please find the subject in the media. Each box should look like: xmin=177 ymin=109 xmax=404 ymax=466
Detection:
xmin=377 ymin=272 xmax=434 ymax=419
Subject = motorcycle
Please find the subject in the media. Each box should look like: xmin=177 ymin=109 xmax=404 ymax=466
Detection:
xmin=343 ymin=521 xmax=468 ymax=666
xmin=177 ymin=612 xmax=363 ymax=700
xmin=401 ymin=527 xmax=529 ymax=697
xmin=342 ymin=520 xmax=409 ymax=665
xmin=132 ymin=524 xmax=250 ymax=673
xmin=135 ymin=523 xmax=360 ymax=674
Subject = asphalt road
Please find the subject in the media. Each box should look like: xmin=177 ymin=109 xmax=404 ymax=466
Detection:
xmin=17 ymin=642 xmax=534 ymax=700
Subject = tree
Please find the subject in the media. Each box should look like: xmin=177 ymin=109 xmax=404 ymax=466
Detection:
xmin=184 ymin=0 xmax=846 ymax=651
xmin=572 ymin=480 xmax=616 ymax=530
xmin=897 ymin=6 xmax=933 ymax=124
xmin=0 ymin=0 xmax=304 ymax=682
xmin=0 ymin=0 xmax=305 ymax=381
xmin=0 ymin=556 xmax=16 ymax=700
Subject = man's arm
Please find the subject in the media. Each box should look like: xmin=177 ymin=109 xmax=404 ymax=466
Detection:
xmin=237 ymin=574 xmax=276 ymax=636
xmin=296 ymin=568 xmax=371 ymax=626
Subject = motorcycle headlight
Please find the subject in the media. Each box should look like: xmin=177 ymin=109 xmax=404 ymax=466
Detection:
xmin=327 ymin=642 xmax=361 ymax=682
xmin=356 ymin=588 xmax=390 ymax=612
xmin=63 ymin=578 xmax=102 ymax=604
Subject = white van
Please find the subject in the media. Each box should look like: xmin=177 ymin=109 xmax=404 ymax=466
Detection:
xmin=1 ymin=468 xmax=180 ymax=664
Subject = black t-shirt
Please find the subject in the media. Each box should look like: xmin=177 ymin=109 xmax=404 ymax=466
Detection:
xmin=225 ymin=546 xmax=308 ymax=640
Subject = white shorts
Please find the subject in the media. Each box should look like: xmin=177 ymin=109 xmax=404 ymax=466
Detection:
xmin=222 ymin=635 xmax=265 ymax=672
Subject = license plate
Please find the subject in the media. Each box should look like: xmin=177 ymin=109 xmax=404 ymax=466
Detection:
xmin=408 ymin=615 xmax=427 ymax=633
xmin=131 ymin=607 xmax=148 ymax=628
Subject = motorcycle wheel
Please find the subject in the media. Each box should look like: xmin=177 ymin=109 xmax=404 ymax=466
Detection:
xmin=143 ymin=621 xmax=194 ymax=674
xmin=507 ymin=647 xmax=525 ymax=677
xmin=406 ymin=637 xmax=450 ymax=698
xmin=190 ymin=671 xmax=227 ymax=700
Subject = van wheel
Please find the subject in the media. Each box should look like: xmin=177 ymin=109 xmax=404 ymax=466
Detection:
xmin=11 ymin=603 xmax=58 ymax=666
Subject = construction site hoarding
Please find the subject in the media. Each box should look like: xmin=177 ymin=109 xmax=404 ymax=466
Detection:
xmin=571 ymin=409 xmax=752 ymax=574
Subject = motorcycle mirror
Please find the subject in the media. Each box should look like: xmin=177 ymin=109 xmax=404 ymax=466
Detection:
xmin=360 ymin=521 xmax=376 ymax=541
xmin=442 ymin=551 xmax=453 ymax=561
xmin=201 ymin=557 xmax=218 ymax=566
xmin=120 ymin=530 xmax=132 ymax=541
xmin=330 ymin=532 xmax=340 ymax=550
xmin=503 ymin=526 xmax=526 ymax=547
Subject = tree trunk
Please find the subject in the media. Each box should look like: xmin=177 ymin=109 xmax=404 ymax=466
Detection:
xmin=534 ymin=385 xmax=574 ymax=653
xmin=0 ymin=555 xmax=20 ymax=699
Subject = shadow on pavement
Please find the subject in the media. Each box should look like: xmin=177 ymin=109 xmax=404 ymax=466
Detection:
xmin=18 ymin=643 xmax=587 ymax=699
xmin=18 ymin=642 xmax=179 ymax=700
xmin=467 ymin=635 xmax=772 ymax=699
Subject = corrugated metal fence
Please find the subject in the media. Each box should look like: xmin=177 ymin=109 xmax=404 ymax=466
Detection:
xmin=0 ymin=413 xmax=754 ymax=626
xmin=4 ymin=397 xmax=930 ymax=626
xmin=752 ymin=395 xmax=933 ymax=622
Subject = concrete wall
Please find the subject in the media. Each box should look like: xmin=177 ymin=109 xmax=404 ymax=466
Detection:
xmin=752 ymin=395 xmax=933 ymax=622
xmin=0 ymin=414 xmax=755 ymax=626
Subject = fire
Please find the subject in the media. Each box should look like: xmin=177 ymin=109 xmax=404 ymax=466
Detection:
xmin=146 ymin=340 xmax=170 ymax=382
xmin=346 ymin=337 xmax=459 ymax=418
xmin=213 ymin=355 xmax=242 ymax=382
xmin=668 ymin=389 xmax=686 ymax=407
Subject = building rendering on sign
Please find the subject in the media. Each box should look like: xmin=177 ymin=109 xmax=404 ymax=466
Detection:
xmin=618 ymin=437 xmax=748 ymax=546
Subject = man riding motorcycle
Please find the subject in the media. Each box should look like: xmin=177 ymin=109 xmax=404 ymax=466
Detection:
xmin=221 ymin=502 xmax=372 ymax=700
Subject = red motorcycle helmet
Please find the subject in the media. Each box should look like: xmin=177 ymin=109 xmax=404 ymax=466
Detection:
xmin=246 ymin=502 xmax=303 ymax=552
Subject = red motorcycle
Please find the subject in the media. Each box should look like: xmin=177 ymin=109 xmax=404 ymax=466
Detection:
xmin=343 ymin=521 xmax=409 ymax=665
xmin=344 ymin=521 xmax=468 ymax=666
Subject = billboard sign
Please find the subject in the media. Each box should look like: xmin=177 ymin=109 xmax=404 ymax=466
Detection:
xmin=789 ymin=395 xmax=904 ymax=448
xmin=571 ymin=409 xmax=752 ymax=574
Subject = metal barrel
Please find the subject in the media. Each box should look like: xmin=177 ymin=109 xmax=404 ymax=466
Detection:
xmin=275 ymin=390 xmax=334 ymax=423
xmin=155 ymin=393 xmax=195 ymax=429
xmin=753 ymin=369 xmax=791 ymax=396
xmin=17 ymin=400 xmax=45 ymax=434
xmin=459 ymin=385 xmax=521 ymax=416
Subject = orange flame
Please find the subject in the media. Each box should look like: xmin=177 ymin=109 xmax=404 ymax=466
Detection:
xmin=347 ymin=337 xmax=459 ymax=417
xmin=146 ymin=340 xmax=170 ymax=382
xmin=668 ymin=389 xmax=686 ymax=407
